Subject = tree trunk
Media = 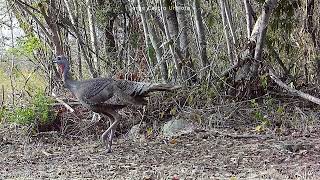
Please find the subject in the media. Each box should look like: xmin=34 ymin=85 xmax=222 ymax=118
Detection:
xmin=230 ymin=0 xmax=278 ymax=98
xmin=175 ymin=0 xmax=197 ymax=83
xmin=86 ymin=0 xmax=100 ymax=75
xmin=193 ymin=0 xmax=208 ymax=68
xmin=161 ymin=0 xmax=182 ymax=82
xmin=243 ymin=0 xmax=254 ymax=38
xmin=163 ymin=0 xmax=180 ymax=47
xmin=145 ymin=9 xmax=169 ymax=82
xmin=137 ymin=0 xmax=154 ymax=67
xmin=38 ymin=2 xmax=64 ymax=56
xmin=74 ymin=0 xmax=83 ymax=79
xmin=219 ymin=0 xmax=234 ymax=64
xmin=253 ymin=0 xmax=278 ymax=63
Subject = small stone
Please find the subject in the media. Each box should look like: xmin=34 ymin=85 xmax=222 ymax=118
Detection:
xmin=162 ymin=118 xmax=194 ymax=138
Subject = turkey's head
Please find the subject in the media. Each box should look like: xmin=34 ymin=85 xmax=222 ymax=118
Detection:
xmin=53 ymin=56 xmax=69 ymax=76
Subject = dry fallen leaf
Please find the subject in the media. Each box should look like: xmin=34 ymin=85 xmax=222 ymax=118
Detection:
xmin=143 ymin=175 xmax=152 ymax=180
xmin=169 ymin=138 xmax=177 ymax=145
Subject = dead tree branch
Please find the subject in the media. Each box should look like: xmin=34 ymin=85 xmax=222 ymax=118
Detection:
xmin=269 ymin=69 xmax=320 ymax=105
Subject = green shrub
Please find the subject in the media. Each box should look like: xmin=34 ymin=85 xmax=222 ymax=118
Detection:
xmin=4 ymin=91 xmax=54 ymax=126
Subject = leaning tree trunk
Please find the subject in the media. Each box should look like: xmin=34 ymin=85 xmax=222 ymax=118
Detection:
xmin=136 ymin=0 xmax=168 ymax=81
xmin=38 ymin=1 xmax=64 ymax=56
xmin=228 ymin=0 xmax=278 ymax=98
xmin=224 ymin=0 xmax=237 ymax=46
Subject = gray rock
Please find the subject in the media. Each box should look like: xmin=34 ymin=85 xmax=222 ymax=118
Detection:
xmin=128 ymin=124 xmax=144 ymax=141
xmin=162 ymin=118 xmax=194 ymax=138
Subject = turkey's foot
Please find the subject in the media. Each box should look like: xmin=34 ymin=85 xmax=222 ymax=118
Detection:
xmin=106 ymin=145 xmax=112 ymax=153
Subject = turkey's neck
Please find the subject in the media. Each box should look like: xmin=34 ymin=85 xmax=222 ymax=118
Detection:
xmin=61 ymin=64 xmax=78 ymax=92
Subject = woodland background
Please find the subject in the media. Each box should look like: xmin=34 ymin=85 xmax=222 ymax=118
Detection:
xmin=0 ymin=0 xmax=320 ymax=179
xmin=0 ymin=0 xmax=320 ymax=127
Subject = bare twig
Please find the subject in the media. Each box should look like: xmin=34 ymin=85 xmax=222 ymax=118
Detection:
xmin=14 ymin=0 xmax=53 ymax=45
xmin=23 ymin=66 xmax=39 ymax=90
xmin=51 ymin=101 xmax=81 ymax=107
xmin=0 ymin=85 xmax=4 ymax=107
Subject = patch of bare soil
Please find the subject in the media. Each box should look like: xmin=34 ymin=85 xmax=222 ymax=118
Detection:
xmin=1 ymin=125 xmax=320 ymax=180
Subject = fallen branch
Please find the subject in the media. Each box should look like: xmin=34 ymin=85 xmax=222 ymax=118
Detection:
xmin=51 ymin=101 xmax=81 ymax=107
xmin=269 ymin=68 xmax=320 ymax=105
xmin=51 ymin=92 xmax=75 ymax=112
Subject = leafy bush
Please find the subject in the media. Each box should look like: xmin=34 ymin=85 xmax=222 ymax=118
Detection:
xmin=6 ymin=35 xmax=43 ymax=58
xmin=4 ymin=91 xmax=54 ymax=126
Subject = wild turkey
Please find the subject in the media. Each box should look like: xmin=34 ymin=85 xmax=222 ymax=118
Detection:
xmin=53 ymin=56 xmax=179 ymax=152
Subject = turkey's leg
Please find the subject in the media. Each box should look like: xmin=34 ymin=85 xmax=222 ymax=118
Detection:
xmin=101 ymin=110 xmax=120 ymax=153
xmin=106 ymin=118 xmax=114 ymax=152
xmin=107 ymin=120 xmax=119 ymax=153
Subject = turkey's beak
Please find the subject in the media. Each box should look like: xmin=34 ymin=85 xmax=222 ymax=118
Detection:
xmin=52 ymin=59 xmax=57 ymax=64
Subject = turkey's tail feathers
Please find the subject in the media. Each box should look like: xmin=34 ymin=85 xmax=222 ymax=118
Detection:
xmin=117 ymin=80 xmax=180 ymax=98
xmin=116 ymin=80 xmax=181 ymax=105
xmin=147 ymin=83 xmax=181 ymax=93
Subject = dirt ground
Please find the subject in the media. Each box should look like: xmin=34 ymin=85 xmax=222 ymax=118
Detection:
xmin=1 ymin=123 xmax=320 ymax=180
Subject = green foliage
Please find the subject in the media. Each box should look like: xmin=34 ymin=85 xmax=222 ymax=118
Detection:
xmin=0 ymin=65 xmax=46 ymax=99
xmin=3 ymin=91 xmax=54 ymax=126
xmin=250 ymin=99 xmax=259 ymax=108
xmin=254 ymin=111 xmax=269 ymax=124
xmin=206 ymin=6 xmax=221 ymax=29
xmin=185 ymin=85 xmax=216 ymax=107
xmin=7 ymin=35 xmax=43 ymax=58
xmin=5 ymin=107 xmax=35 ymax=125
xmin=147 ymin=46 xmax=156 ymax=66
xmin=32 ymin=91 xmax=54 ymax=125
xmin=130 ymin=32 xmax=140 ymax=48
xmin=259 ymin=74 xmax=268 ymax=90
xmin=267 ymin=0 xmax=300 ymax=53
xmin=270 ymin=0 xmax=300 ymax=35
xmin=276 ymin=106 xmax=285 ymax=115
xmin=0 ymin=108 xmax=4 ymax=123
xmin=95 ymin=2 xmax=122 ymax=29
xmin=265 ymin=0 xmax=301 ymax=80
xmin=250 ymin=99 xmax=270 ymax=132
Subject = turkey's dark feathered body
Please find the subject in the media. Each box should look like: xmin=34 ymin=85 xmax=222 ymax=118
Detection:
xmin=54 ymin=56 xmax=179 ymax=152
xmin=65 ymin=77 xmax=177 ymax=112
